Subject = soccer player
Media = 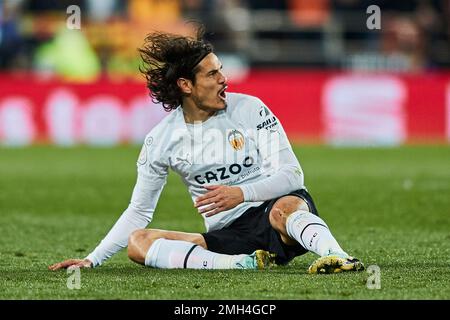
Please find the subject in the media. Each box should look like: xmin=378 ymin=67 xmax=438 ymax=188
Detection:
xmin=49 ymin=26 xmax=364 ymax=274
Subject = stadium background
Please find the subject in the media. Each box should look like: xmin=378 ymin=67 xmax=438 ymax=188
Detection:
xmin=1 ymin=0 xmax=449 ymax=300
xmin=1 ymin=0 xmax=449 ymax=146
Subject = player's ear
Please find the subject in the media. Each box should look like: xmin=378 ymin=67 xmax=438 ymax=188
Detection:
xmin=177 ymin=78 xmax=192 ymax=94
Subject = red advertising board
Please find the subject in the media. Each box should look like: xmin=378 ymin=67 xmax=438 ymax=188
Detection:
xmin=0 ymin=71 xmax=448 ymax=145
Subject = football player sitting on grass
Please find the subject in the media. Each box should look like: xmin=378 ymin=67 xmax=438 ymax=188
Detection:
xmin=49 ymin=25 xmax=364 ymax=274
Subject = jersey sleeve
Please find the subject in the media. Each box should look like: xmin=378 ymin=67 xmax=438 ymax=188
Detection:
xmin=85 ymin=134 xmax=168 ymax=267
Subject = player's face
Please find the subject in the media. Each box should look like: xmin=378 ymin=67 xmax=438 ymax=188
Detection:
xmin=190 ymin=53 xmax=228 ymax=111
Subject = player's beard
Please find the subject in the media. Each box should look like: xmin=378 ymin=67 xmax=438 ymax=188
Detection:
xmin=192 ymin=93 xmax=227 ymax=113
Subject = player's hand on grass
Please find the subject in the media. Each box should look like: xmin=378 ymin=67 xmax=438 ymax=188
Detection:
xmin=48 ymin=259 xmax=92 ymax=271
xmin=195 ymin=185 xmax=244 ymax=217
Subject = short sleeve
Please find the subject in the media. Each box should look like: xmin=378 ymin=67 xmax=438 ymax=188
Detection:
xmin=136 ymin=134 xmax=169 ymax=190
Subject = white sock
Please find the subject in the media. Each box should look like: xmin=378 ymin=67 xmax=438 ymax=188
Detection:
xmin=144 ymin=238 xmax=249 ymax=269
xmin=286 ymin=210 xmax=348 ymax=257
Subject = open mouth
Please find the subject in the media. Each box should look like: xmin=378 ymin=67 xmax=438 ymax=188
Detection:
xmin=218 ymin=86 xmax=228 ymax=100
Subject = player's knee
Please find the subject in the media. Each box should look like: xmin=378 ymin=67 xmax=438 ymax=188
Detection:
xmin=269 ymin=196 xmax=309 ymax=230
xmin=128 ymin=229 xmax=144 ymax=246
xmin=127 ymin=229 xmax=158 ymax=264
xmin=269 ymin=208 xmax=283 ymax=231
xmin=128 ymin=229 xmax=144 ymax=262
xmin=269 ymin=207 xmax=300 ymax=246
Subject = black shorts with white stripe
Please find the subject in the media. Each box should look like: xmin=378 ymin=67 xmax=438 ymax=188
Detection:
xmin=202 ymin=189 xmax=319 ymax=265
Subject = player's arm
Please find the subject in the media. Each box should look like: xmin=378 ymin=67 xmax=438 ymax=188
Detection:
xmin=48 ymin=175 xmax=165 ymax=270
xmin=49 ymin=137 xmax=168 ymax=270
xmin=48 ymin=177 xmax=165 ymax=270
xmin=238 ymin=147 xmax=303 ymax=201
xmin=195 ymin=98 xmax=304 ymax=216
xmin=195 ymin=149 xmax=302 ymax=216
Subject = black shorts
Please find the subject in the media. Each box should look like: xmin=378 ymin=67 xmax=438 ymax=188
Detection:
xmin=202 ymin=189 xmax=319 ymax=265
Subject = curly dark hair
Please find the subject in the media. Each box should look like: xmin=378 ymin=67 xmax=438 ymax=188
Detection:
xmin=138 ymin=25 xmax=213 ymax=112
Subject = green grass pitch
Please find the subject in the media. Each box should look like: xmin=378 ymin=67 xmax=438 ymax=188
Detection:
xmin=0 ymin=145 xmax=449 ymax=299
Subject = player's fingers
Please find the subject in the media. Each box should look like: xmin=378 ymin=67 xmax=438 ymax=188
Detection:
xmin=67 ymin=263 xmax=83 ymax=271
xmin=195 ymin=191 xmax=220 ymax=206
xmin=204 ymin=185 xmax=221 ymax=190
xmin=198 ymin=203 xmax=217 ymax=214
xmin=195 ymin=199 xmax=210 ymax=208
xmin=195 ymin=195 xmax=208 ymax=204
xmin=205 ymin=188 xmax=221 ymax=197
xmin=69 ymin=261 xmax=92 ymax=270
xmin=49 ymin=263 xmax=63 ymax=271
xmin=60 ymin=259 xmax=78 ymax=267
xmin=195 ymin=196 xmax=220 ymax=209
xmin=204 ymin=201 xmax=227 ymax=216
xmin=205 ymin=206 xmax=224 ymax=217
xmin=49 ymin=259 xmax=81 ymax=271
xmin=56 ymin=259 xmax=79 ymax=270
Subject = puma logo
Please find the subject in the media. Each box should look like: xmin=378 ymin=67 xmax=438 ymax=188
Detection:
xmin=176 ymin=153 xmax=191 ymax=166
xmin=176 ymin=157 xmax=191 ymax=165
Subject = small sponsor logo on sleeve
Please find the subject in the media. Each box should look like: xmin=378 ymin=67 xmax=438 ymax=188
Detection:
xmin=138 ymin=136 xmax=153 ymax=165
xmin=259 ymin=105 xmax=271 ymax=117
xmin=145 ymin=136 xmax=154 ymax=146
xmin=137 ymin=145 xmax=147 ymax=165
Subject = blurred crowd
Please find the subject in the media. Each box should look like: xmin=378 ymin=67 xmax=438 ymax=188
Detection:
xmin=1 ymin=0 xmax=449 ymax=82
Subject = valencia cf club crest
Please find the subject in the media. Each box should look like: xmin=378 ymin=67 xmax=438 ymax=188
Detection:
xmin=228 ymin=130 xmax=244 ymax=151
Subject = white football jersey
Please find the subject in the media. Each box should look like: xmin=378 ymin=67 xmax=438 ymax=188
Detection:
xmin=137 ymin=92 xmax=293 ymax=231
xmin=86 ymin=92 xmax=303 ymax=267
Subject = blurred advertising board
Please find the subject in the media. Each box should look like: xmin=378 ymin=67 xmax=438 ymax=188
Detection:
xmin=0 ymin=71 xmax=449 ymax=146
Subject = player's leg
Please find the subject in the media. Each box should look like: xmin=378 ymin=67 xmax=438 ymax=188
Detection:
xmin=268 ymin=195 xmax=308 ymax=246
xmin=127 ymin=228 xmax=206 ymax=264
xmin=127 ymin=229 xmax=273 ymax=270
xmin=268 ymin=191 xmax=364 ymax=274
xmin=269 ymin=195 xmax=349 ymax=257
